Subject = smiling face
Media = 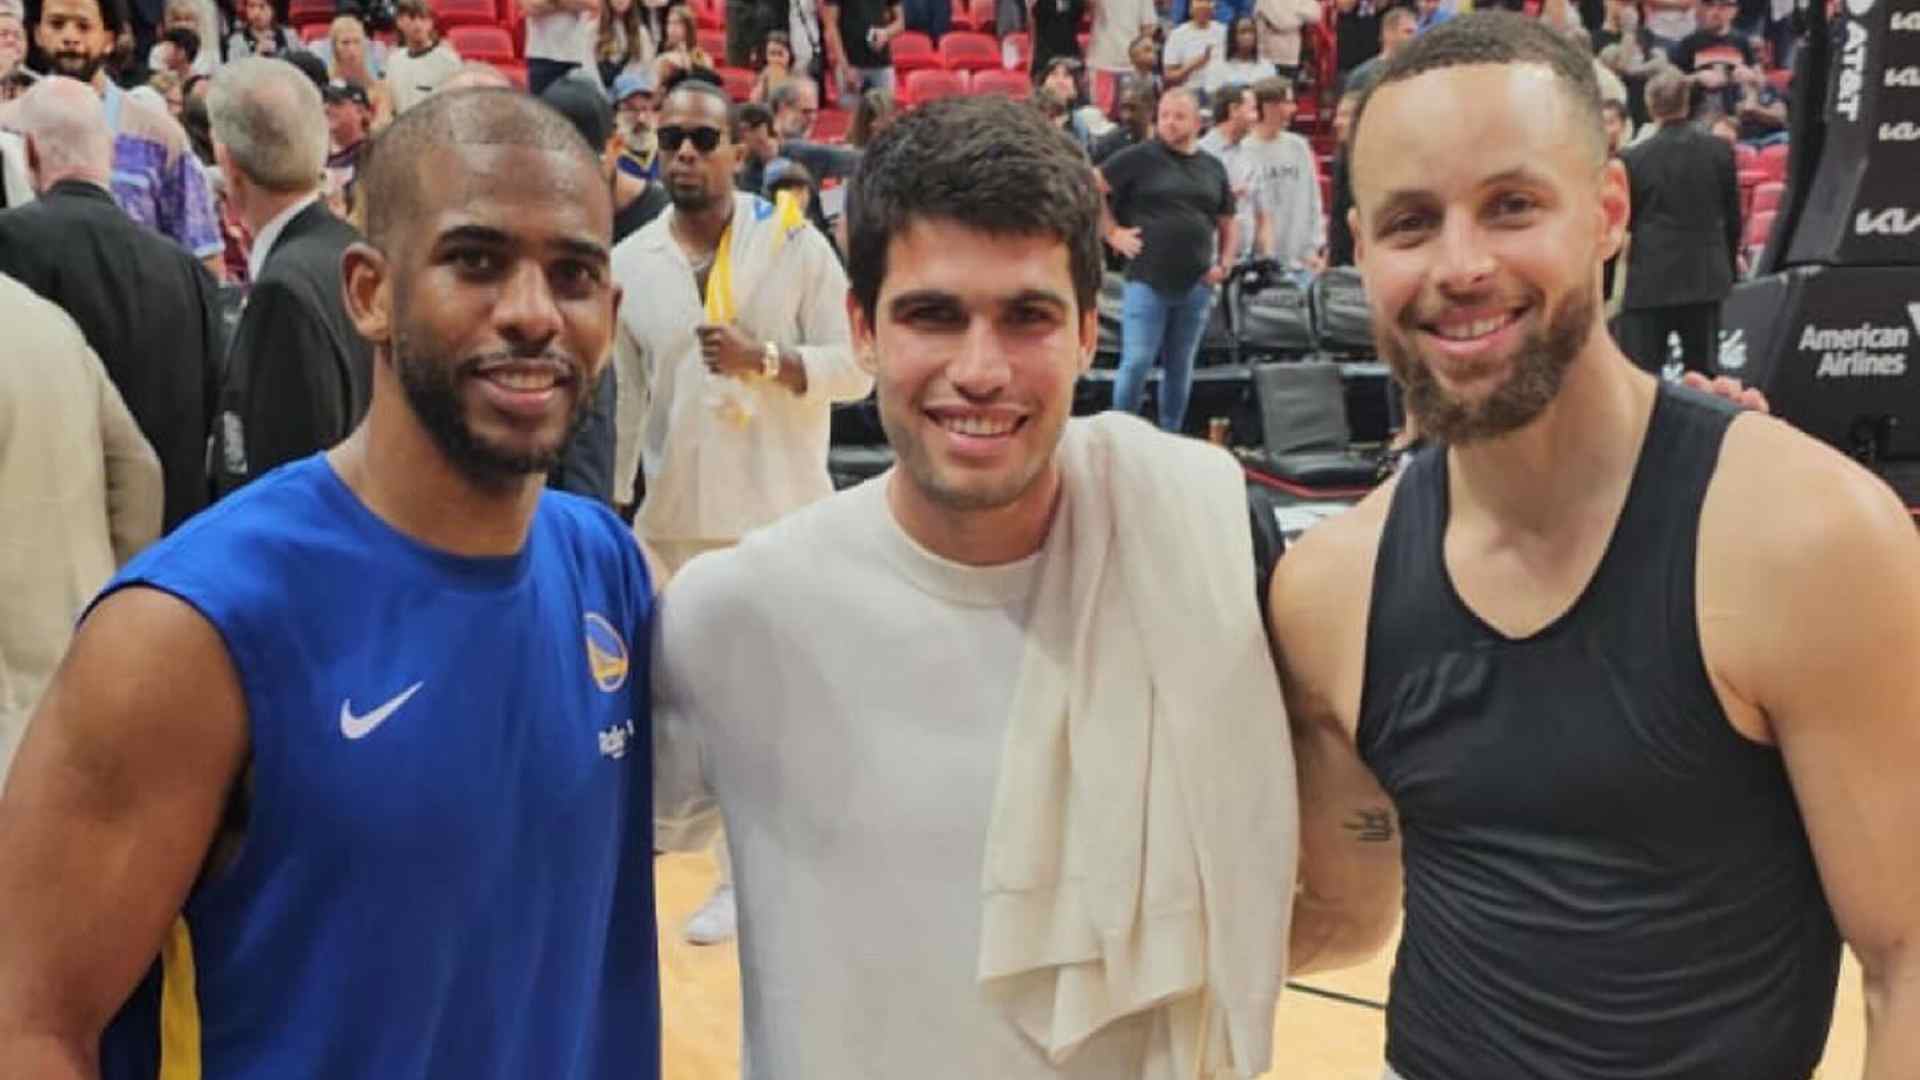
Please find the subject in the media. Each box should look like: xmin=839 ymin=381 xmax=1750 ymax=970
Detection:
xmin=353 ymin=141 xmax=618 ymax=490
xmin=34 ymin=0 xmax=113 ymax=81
xmin=852 ymin=220 xmax=1095 ymax=520
xmin=1351 ymin=62 xmax=1625 ymax=445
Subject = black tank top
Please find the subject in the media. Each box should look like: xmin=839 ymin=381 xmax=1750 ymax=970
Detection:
xmin=1359 ymin=383 xmax=1843 ymax=1080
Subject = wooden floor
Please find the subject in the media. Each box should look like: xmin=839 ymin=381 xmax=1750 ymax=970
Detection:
xmin=656 ymin=852 xmax=1868 ymax=1079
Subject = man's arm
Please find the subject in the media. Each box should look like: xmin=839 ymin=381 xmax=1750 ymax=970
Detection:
xmin=88 ymin=346 xmax=163 ymax=564
xmin=1267 ymin=500 xmax=1404 ymax=975
xmin=787 ymin=230 xmax=871 ymax=403
xmin=1211 ymin=213 xmax=1237 ymax=282
xmin=0 ymin=589 xmax=249 ymax=1077
xmin=820 ymin=1 xmax=850 ymax=74
xmin=1703 ymin=422 xmax=1920 ymax=1080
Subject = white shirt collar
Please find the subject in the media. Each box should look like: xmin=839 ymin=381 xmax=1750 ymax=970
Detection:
xmin=247 ymin=193 xmax=320 ymax=284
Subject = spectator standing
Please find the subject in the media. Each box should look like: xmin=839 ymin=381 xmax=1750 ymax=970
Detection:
xmin=822 ymin=0 xmax=899 ymax=106
xmin=523 ymin=0 xmax=598 ymax=93
xmin=1162 ymin=0 xmax=1227 ymax=88
xmin=1325 ymin=91 xmax=1356 ymax=265
xmin=1203 ymin=17 xmax=1275 ymax=94
xmin=653 ymin=6 xmax=714 ymax=85
xmin=612 ymin=70 xmax=661 ymax=177
xmin=734 ymin=95 xmax=857 ymax=198
xmin=1034 ymin=57 xmax=1105 ymax=150
xmin=786 ymin=0 xmax=823 ymax=90
xmin=0 ymin=5 xmax=28 ymax=85
xmin=1672 ymin=0 xmax=1756 ymax=121
xmin=1643 ymin=0 xmax=1696 ymax=55
xmin=599 ymin=0 xmax=659 ymax=85
xmin=1617 ymin=69 xmax=1740 ymax=376
xmin=726 ymin=0 xmax=762 ymax=66
xmin=0 ymin=272 xmax=161 ymax=783
xmin=1088 ymin=74 xmax=1153 ymax=163
xmin=1595 ymin=0 xmax=1668 ymax=125
xmin=326 ymin=14 xmax=393 ymax=126
xmin=385 ymin=0 xmax=463 ymax=114
xmin=223 ymin=0 xmax=294 ymax=58
xmin=1198 ymin=82 xmax=1261 ymax=264
xmin=0 ymin=75 xmax=218 ymax=532
xmin=34 ymin=0 xmax=222 ymax=274
xmin=1342 ymin=5 xmax=1415 ymax=97
xmin=748 ymin=29 xmax=790 ymax=101
xmin=1100 ymin=88 xmax=1234 ymax=432
xmin=208 ymin=58 xmax=373 ymax=492
xmin=1084 ymin=0 xmax=1155 ymax=111
xmin=145 ymin=0 xmax=211 ymax=75
xmin=1028 ymin=0 xmax=1086 ymax=79
xmin=1244 ymin=76 xmax=1322 ymax=269
xmin=321 ymin=79 xmax=370 ymax=216
xmin=1333 ymin=0 xmax=1384 ymax=83
xmin=1253 ymin=0 xmax=1320 ymax=81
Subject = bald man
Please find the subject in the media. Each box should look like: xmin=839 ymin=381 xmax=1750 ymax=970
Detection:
xmin=0 ymin=76 xmax=222 ymax=532
xmin=0 ymin=87 xmax=661 ymax=1079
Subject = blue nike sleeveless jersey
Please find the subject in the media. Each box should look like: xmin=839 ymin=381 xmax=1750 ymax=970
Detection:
xmin=95 ymin=456 xmax=659 ymax=1080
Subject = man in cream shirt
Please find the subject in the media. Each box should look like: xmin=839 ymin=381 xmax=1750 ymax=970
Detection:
xmin=613 ymin=76 xmax=870 ymax=944
xmin=653 ymin=95 xmax=1293 ymax=1078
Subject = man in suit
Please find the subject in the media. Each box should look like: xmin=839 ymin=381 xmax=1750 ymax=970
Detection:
xmin=0 ymin=272 xmax=161 ymax=782
xmin=1617 ymin=69 xmax=1741 ymax=376
xmin=207 ymin=57 xmax=374 ymax=493
xmin=0 ymin=76 xmax=222 ymax=532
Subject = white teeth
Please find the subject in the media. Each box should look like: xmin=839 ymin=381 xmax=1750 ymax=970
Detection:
xmin=1436 ymin=315 xmax=1513 ymax=341
xmin=941 ymin=415 xmax=1016 ymax=437
xmin=489 ymin=371 xmax=558 ymax=391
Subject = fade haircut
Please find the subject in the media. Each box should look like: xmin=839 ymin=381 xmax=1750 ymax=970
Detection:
xmin=1350 ymin=11 xmax=1607 ymax=174
xmin=845 ymin=95 xmax=1102 ymax=321
xmin=358 ymin=87 xmax=600 ymax=254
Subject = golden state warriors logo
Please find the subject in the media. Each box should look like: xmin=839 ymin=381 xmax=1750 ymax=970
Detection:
xmin=584 ymin=613 xmax=630 ymax=693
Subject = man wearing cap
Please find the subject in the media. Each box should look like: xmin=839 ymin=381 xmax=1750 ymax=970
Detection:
xmin=385 ymin=0 xmax=463 ymax=114
xmin=611 ymin=70 xmax=661 ymax=180
xmin=322 ymin=80 xmax=372 ymax=217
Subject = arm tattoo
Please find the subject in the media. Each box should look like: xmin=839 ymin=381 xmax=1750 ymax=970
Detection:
xmin=1342 ymin=807 xmax=1395 ymax=843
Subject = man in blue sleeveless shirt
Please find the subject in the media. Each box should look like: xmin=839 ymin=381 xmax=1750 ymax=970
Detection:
xmin=1267 ymin=13 xmax=1920 ymax=1079
xmin=0 ymin=88 xmax=662 ymax=1080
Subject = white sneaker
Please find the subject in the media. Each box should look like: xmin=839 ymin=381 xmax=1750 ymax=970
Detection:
xmin=682 ymin=883 xmax=737 ymax=946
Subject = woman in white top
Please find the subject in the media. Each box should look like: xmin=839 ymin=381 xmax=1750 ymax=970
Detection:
xmin=1204 ymin=18 xmax=1275 ymax=95
xmin=1253 ymin=0 xmax=1319 ymax=80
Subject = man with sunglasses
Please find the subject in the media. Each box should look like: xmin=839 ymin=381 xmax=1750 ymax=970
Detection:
xmin=610 ymin=74 xmax=872 ymax=944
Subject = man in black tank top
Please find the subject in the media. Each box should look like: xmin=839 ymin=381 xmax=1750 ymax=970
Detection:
xmin=1265 ymin=13 xmax=1920 ymax=1079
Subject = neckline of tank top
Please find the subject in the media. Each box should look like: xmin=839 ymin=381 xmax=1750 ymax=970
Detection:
xmin=311 ymin=456 xmax=541 ymax=592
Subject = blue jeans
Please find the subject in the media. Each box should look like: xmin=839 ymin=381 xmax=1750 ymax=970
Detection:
xmin=1114 ymin=279 xmax=1215 ymax=433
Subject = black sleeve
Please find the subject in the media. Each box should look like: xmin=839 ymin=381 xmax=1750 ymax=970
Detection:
xmin=1717 ymin=141 xmax=1742 ymax=266
xmin=1215 ymin=157 xmax=1236 ymax=219
xmin=547 ymin=365 xmax=618 ymax=504
xmin=1101 ymin=146 xmax=1141 ymax=217
xmin=788 ymin=140 xmax=861 ymax=182
xmin=232 ymin=278 xmax=348 ymax=479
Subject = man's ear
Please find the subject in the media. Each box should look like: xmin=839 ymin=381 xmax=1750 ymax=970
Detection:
xmin=341 ymin=240 xmax=392 ymax=347
xmin=846 ymin=289 xmax=879 ymax=376
xmin=1078 ymin=305 xmax=1098 ymax=374
xmin=1597 ymin=156 xmax=1630 ymax=262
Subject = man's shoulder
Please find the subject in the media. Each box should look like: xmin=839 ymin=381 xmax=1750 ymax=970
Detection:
xmin=1708 ymin=412 xmax=1913 ymax=566
xmin=1266 ymin=474 xmax=1395 ymax=641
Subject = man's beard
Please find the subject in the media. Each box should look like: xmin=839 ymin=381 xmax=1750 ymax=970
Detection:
xmin=390 ymin=319 xmax=594 ymax=492
xmin=666 ymin=178 xmax=718 ymax=212
xmin=48 ymin=49 xmax=106 ymax=81
xmin=1380 ymin=275 xmax=1595 ymax=446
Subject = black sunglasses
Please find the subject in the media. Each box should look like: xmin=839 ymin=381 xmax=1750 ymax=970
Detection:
xmin=658 ymin=125 xmax=725 ymax=153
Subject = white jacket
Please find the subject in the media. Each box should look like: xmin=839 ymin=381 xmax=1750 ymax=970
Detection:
xmin=611 ymin=193 xmax=872 ymax=543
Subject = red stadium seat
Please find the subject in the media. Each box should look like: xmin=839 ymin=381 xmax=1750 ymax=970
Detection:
xmin=431 ymin=0 xmax=498 ymax=28
xmin=716 ymin=65 xmax=755 ymax=101
xmin=903 ymin=68 xmax=969 ymax=103
xmin=948 ymin=0 xmax=993 ymax=32
xmin=1734 ymin=142 xmax=1758 ymax=171
xmin=491 ymin=59 xmax=528 ymax=89
xmin=288 ymin=0 xmax=335 ymax=28
xmin=890 ymin=31 xmax=941 ymax=76
xmin=949 ymin=0 xmax=978 ymax=30
xmin=812 ymin=107 xmax=851 ymax=141
xmin=1736 ymin=167 xmax=1768 ymax=192
xmin=693 ymin=0 xmax=724 ymax=29
xmin=938 ymin=31 xmax=999 ymax=72
xmin=448 ymin=24 xmax=515 ymax=62
xmin=970 ymin=68 xmax=1029 ymax=97
xmin=1076 ymin=30 xmax=1089 ymax=53
xmin=1766 ymin=67 xmax=1791 ymax=94
xmin=697 ymin=27 xmax=728 ymax=58
xmin=1001 ymin=31 xmax=1031 ymax=70
xmin=1750 ymin=180 xmax=1785 ymax=216
xmin=300 ymin=21 xmax=329 ymax=41
xmin=1744 ymin=209 xmax=1776 ymax=248
xmin=1757 ymin=142 xmax=1789 ymax=181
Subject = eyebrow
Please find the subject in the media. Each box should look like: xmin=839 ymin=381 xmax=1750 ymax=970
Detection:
xmin=1376 ymin=165 xmax=1553 ymax=210
xmin=886 ymin=287 xmax=1073 ymax=313
xmin=435 ymin=224 xmax=610 ymax=264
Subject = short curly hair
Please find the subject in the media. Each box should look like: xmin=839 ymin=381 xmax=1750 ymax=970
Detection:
xmin=844 ymin=95 xmax=1103 ymax=322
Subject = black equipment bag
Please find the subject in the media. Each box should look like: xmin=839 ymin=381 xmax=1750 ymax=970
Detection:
xmin=1309 ymin=266 xmax=1374 ymax=356
xmin=1232 ymin=260 xmax=1315 ymax=360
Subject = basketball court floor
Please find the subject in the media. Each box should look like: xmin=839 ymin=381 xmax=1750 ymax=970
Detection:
xmin=655 ymin=853 xmax=1867 ymax=1078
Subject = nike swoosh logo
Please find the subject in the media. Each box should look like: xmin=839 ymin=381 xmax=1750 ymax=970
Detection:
xmin=339 ymin=682 xmax=425 ymax=741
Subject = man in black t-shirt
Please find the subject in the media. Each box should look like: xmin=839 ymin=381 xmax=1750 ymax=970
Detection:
xmin=1672 ymin=0 xmax=1757 ymax=120
xmin=822 ymin=0 xmax=901 ymax=107
xmin=1099 ymin=87 xmax=1235 ymax=433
